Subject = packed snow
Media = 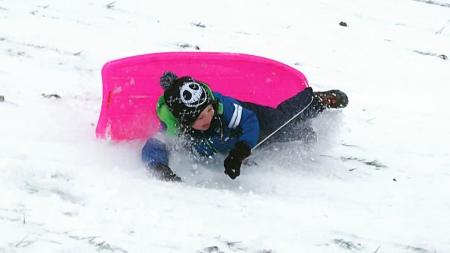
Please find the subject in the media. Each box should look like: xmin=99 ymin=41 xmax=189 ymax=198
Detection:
xmin=1 ymin=0 xmax=450 ymax=252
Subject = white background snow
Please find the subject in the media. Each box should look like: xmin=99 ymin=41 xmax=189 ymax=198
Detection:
xmin=1 ymin=0 xmax=450 ymax=252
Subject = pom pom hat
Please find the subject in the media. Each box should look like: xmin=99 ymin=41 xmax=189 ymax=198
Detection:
xmin=160 ymin=72 xmax=214 ymax=125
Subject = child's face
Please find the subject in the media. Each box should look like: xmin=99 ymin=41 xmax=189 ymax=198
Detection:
xmin=191 ymin=104 xmax=214 ymax=131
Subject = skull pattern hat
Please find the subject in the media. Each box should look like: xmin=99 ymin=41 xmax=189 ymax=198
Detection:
xmin=163 ymin=75 xmax=214 ymax=125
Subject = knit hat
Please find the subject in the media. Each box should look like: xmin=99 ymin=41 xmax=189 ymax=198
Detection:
xmin=160 ymin=72 xmax=214 ymax=125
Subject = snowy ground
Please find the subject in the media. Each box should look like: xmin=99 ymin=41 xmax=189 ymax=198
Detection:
xmin=1 ymin=0 xmax=450 ymax=252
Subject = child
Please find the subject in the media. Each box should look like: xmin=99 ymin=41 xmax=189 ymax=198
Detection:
xmin=142 ymin=72 xmax=348 ymax=182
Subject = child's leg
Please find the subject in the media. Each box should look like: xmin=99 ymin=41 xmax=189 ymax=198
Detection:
xmin=239 ymin=102 xmax=288 ymax=141
xmin=239 ymin=87 xmax=347 ymax=145
xmin=276 ymin=87 xmax=324 ymax=120
xmin=240 ymin=101 xmax=317 ymax=144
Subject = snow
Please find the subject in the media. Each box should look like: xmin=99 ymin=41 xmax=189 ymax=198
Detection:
xmin=1 ymin=0 xmax=450 ymax=252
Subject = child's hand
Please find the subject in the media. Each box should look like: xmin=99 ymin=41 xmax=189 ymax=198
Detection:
xmin=224 ymin=141 xmax=251 ymax=179
xmin=224 ymin=155 xmax=241 ymax=179
xmin=154 ymin=164 xmax=182 ymax=182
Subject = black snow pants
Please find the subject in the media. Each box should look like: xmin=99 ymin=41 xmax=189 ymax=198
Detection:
xmin=239 ymin=87 xmax=323 ymax=144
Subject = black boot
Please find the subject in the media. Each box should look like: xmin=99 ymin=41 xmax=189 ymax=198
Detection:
xmin=314 ymin=90 xmax=349 ymax=109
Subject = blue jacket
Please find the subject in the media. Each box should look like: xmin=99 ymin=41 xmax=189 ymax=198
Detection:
xmin=142 ymin=92 xmax=260 ymax=168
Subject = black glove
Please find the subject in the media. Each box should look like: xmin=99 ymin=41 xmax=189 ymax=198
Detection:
xmin=224 ymin=141 xmax=251 ymax=179
xmin=154 ymin=163 xmax=182 ymax=182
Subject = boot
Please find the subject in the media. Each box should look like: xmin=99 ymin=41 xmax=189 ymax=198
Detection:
xmin=314 ymin=90 xmax=348 ymax=109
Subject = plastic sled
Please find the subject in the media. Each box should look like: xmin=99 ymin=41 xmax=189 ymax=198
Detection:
xmin=96 ymin=52 xmax=309 ymax=141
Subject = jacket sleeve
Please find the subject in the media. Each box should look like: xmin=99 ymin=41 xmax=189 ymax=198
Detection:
xmin=156 ymin=96 xmax=180 ymax=136
xmin=141 ymin=137 xmax=169 ymax=168
xmin=233 ymin=104 xmax=259 ymax=148
xmin=218 ymin=93 xmax=260 ymax=148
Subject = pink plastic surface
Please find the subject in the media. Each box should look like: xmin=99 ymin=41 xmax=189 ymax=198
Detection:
xmin=96 ymin=52 xmax=309 ymax=141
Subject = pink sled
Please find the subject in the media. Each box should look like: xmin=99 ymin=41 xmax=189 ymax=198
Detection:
xmin=96 ymin=52 xmax=309 ymax=141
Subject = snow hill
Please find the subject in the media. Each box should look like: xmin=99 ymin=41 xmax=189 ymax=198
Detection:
xmin=1 ymin=0 xmax=450 ymax=252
